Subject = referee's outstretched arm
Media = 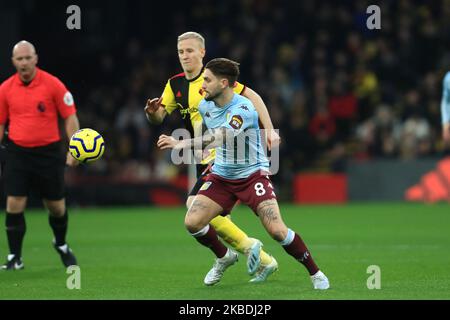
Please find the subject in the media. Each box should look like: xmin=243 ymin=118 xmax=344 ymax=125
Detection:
xmin=64 ymin=114 xmax=80 ymax=167
xmin=0 ymin=124 xmax=4 ymax=143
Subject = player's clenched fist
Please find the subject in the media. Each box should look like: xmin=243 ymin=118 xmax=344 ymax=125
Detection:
xmin=266 ymin=128 xmax=281 ymax=150
xmin=157 ymin=134 xmax=181 ymax=150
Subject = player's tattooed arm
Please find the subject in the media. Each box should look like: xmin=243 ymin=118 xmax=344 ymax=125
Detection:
xmin=184 ymin=127 xmax=227 ymax=150
xmin=199 ymin=127 xmax=227 ymax=149
xmin=157 ymin=128 xmax=228 ymax=150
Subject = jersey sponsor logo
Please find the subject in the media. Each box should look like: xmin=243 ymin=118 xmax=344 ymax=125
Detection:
xmin=178 ymin=103 xmax=198 ymax=119
xmin=37 ymin=102 xmax=46 ymax=112
xmin=179 ymin=108 xmax=189 ymax=118
xmin=229 ymin=115 xmax=243 ymax=130
xmin=199 ymin=181 xmax=212 ymax=191
xmin=64 ymin=92 xmax=74 ymax=106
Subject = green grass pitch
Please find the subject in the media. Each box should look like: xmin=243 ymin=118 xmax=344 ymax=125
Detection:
xmin=0 ymin=203 xmax=449 ymax=300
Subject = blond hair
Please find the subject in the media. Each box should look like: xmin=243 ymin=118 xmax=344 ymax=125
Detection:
xmin=177 ymin=31 xmax=205 ymax=48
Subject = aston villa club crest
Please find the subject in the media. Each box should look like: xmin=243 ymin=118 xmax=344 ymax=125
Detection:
xmin=229 ymin=115 xmax=243 ymax=130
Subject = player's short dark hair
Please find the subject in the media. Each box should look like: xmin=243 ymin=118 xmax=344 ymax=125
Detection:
xmin=205 ymin=58 xmax=240 ymax=87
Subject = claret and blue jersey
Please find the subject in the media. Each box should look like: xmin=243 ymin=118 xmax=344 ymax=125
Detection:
xmin=198 ymin=94 xmax=270 ymax=179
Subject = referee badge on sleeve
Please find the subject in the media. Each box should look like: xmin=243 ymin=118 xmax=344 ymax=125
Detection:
xmin=64 ymin=92 xmax=74 ymax=106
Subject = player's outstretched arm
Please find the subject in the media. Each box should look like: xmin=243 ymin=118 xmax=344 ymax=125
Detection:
xmin=242 ymin=87 xmax=281 ymax=150
xmin=145 ymin=97 xmax=167 ymax=125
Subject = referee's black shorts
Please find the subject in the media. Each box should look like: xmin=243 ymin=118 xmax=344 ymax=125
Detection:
xmin=188 ymin=163 xmax=213 ymax=197
xmin=3 ymin=141 xmax=66 ymax=200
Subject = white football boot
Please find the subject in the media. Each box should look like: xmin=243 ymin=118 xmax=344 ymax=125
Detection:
xmin=311 ymin=270 xmax=330 ymax=290
xmin=204 ymin=248 xmax=239 ymax=286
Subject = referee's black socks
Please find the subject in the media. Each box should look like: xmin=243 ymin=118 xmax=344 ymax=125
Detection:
xmin=5 ymin=212 xmax=26 ymax=258
xmin=49 ymin=210 xmax=68 ymax=247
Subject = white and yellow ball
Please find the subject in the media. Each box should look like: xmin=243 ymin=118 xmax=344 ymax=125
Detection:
xmin=69 ymin=128 xmax=105 ymax=163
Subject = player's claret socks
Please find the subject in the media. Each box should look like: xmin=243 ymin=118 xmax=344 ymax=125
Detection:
xmin=280 ymin=228 xmax=319 ymax=275
xmin=190 ymin=224 xmax=228 ymax=258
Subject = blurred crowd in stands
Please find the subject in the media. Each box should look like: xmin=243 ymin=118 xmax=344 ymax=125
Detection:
xmin=3 ymin=0 xmax=450 ymax=196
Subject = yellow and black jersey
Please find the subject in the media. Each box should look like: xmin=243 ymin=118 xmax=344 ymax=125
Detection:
xmin=161 ymin=68 xmax=245 ymax=164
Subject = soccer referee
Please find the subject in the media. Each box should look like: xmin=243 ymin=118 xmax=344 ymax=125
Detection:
xmin=0 ymin=41 xmax=80 ymax=270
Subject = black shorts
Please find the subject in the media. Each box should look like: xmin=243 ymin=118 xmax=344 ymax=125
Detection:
xmin=3 ymin=141 xmax=66 ymax=200
xmin=188 ymin=163 xmax=213 ymax=197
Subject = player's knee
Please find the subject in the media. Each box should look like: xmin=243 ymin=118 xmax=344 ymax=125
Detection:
xmin=184 ymin=214 xmax=194 ymax=231
xmin=267 ymin=228 xmax=288 ymax=242
xmin=184 ymin=216 xmax=198 ymax=233
xmin=6 ymin=197 xmax=27 ymax=213
xmin=184 ymin=214 xmax=205 ymax=233
xmin=48 ymin=208 xmax=66 ymax=217
xmin=44 ymin=200 xmax=66 ymax=217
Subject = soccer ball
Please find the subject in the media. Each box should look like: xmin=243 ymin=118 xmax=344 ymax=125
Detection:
xmin=69 ymin=128 xmax=105 ymax=163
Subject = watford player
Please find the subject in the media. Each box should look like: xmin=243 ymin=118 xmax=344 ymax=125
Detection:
xmin=0 ymin=41 xmax=80 ymax=270
xmin=145 ymin=32 xmax=280 ymax=285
